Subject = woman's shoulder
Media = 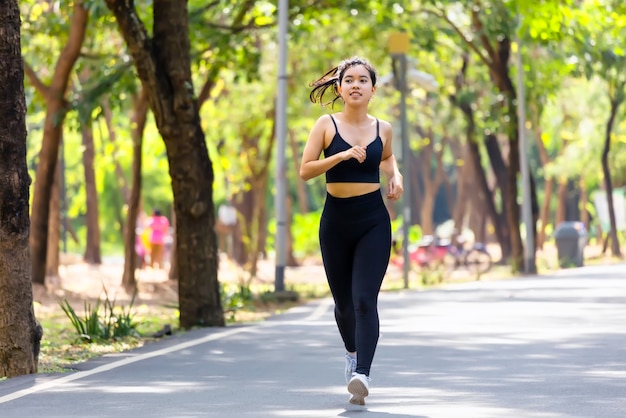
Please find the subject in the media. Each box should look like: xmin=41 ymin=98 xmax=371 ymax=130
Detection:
xmin=313 ymin=113 xmax=335 ymax=126
xmin=373 ymin=117 xmax=392 ymax=132
xmin=316 ymin=112 xmax=338 ymax=120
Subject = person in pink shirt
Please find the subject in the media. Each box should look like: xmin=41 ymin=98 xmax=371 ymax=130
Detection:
xmin=147 ymin=209 xmax=170 ymax=269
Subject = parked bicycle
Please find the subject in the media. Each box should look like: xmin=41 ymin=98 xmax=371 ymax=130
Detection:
xmin=394 ymin=234 xmax=492 ymax=276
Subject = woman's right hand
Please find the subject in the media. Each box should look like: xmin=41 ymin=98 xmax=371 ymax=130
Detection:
xmin=343 ymin=145 xmax=366 ymax=163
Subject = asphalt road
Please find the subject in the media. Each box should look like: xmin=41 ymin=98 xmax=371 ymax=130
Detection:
xmin=1 ymin=263 xmax=625 ymax=418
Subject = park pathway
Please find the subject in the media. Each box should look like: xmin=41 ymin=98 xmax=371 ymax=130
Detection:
xmin=1 ymin=263 xmax=626 ymax=417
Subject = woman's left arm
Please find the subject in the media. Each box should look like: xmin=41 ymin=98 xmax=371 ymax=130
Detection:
xmin=379 ymin=120 xmax=403 ymax=201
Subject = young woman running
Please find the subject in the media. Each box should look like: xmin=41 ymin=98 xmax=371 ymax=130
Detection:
xmin=299 ymin=56 xmax=403 ymax=405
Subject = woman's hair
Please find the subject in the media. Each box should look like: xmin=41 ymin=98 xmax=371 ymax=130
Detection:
xmin=309 ymin=56 xmax=377 ymax=107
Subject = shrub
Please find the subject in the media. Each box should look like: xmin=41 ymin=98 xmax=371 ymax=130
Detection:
xmin=60 ymin=287 xmax=139 ymax=343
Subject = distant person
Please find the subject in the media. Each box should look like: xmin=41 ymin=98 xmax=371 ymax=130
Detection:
xmin=299 ymin=56 xmax=403 ymax=405
xmin=147 ymin=209 xmax=170 ymax=269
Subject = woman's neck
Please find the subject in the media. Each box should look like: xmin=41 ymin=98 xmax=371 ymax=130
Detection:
xmin=340 ymin=107 xmax=370 ymax=125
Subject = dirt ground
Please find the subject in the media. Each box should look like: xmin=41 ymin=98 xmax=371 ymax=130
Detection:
xmin=31 ymin=252 xmax=330 ymax=318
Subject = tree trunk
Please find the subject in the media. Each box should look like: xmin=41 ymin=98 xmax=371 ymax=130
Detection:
xmin=28 ymin=3 xmax=89 ymax=285
xmin=452 ymin=145 xmax=472 ymax=233
xmin=579 ymin=178 xmax=589 ymax=228
xmin=472 ymin=200 xmax=488 ymax=243
xmin=484 ymin=134 xmax=509 ymax=197
xmin=122 ymin=89 xmax=149 ymax=290
xmin=232 ymin=176 xmax=267 ymax=280
xmin=420 ymin=194 xmax=437 ymax=236
xmin=103 ymin=100 xmax=131 ymax=202
xmin=564 ymin=180 xmax=581 ymax=221
xmin=555 ymin=178 xmax=567 ymax=226
xmin=232 ymin=196 xmax=246 ymax=262
xmin=231 ymin=105 xmax=275 ymax=279
xmin=46 ymin=159 xmax=61 ymax=278
xmin=82 ymin=112 xmax=102 ymax=264
xmin=501 ymin=85 xmax=524 ymax=271
xmin=415 ymin=126 xmax=446 ymax=236
xmin=602 ymin=94 xmax=623 ymax=257
xmin=467 ymin=138 xmax=511 ymax=258
xmin=106 ymin=0 xmax=224 ymax=327
xmin=537 ymin=177 xmax=554 ymax=249
xmin=0 ymin=0 xmax=43 ymax=377
xmin=534 ymin=123 xmax=553 ymax=249
xmin=409 ymin=151 xmax=424 ymax=226
xmin=448 ymin=52 xmax=510 ymax=258
xmin=472 ymin=10 xmax=526 ymax=271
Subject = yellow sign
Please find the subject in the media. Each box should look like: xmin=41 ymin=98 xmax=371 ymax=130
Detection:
xmin=388 ymin=32 xmax=410 ymax=54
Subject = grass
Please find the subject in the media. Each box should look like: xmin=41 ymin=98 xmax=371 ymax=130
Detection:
xmin=35 ymin=301 xmax=179 ymax=373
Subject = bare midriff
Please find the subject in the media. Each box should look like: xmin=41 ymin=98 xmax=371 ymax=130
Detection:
xmin=326 ymin=182 xmax=381 ymax=198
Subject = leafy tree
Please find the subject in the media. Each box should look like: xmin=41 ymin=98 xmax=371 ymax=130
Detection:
xmin=121 ymin=89 xmax=150 ymax=289
xmin=417 ymin=0 xmax=578 ymax=271
xmin=567 ymin=0 xmax=625 ymax=256
xmin=516 ymin=8 xmax=578 ymax=248
xmin=104 ymin=0 xmax=225 ymax=328
xmin=23 ymin=1 xmax=89 ymax=285
xmin=417 ymin=1 xmax=528 ymax=270
xmin=447 ymin=51 xmax=512 ymax=249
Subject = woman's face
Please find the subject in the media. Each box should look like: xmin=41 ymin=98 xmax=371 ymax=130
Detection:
xmin=338 ymin=65 xmax=376 ymax=104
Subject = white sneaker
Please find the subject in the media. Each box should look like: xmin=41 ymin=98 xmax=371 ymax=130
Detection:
xmin=347 ymin=372 xmax=370 ymax=405
xmin=344 ymin=353 xmax=357 ymax=384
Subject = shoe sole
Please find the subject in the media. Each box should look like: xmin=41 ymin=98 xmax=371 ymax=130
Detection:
xmin=348 ymin=394 xmax=365 ymax=405
xmin=347 ymin=379 xmax=368 ymax=405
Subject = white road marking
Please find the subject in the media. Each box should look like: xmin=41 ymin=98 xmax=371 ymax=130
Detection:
xmin=0 ymin=326 xmax=250 ymax=404
xmin=306 ymin=297 xmax=332 ymax=321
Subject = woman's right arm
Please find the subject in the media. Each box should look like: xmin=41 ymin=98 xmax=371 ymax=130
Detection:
xmin=299 ymin=115 xmax=365 ymax=181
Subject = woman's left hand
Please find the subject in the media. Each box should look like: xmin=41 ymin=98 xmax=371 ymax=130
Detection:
xmin=386 ymin=173 xmax=403 ymax=201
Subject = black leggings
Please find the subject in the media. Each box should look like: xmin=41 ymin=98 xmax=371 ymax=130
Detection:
xmin=319 ymin=190 xmax=391 ymax=376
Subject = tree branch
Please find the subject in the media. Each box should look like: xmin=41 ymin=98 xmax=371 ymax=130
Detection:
xmin=197 ymin=0 xmax=255 ymax=106
xmin=189 ymin=0 xmax=222 ymax=19
xmin=104 ymin=0 xmax=157 ymax=90
xmin=22 ymin=60 xmax=50 ymax=99
xmin=50 ymin=2 xmax=89 ymax=94
xmin=470 ymin=9 xmax=498 ymax=68
xmin=423 ymin=6 xmax=492 ymax=68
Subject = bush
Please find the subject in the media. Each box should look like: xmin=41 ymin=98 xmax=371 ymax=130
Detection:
xmin=267 ymin=210 xmax=322 ymax=259
xmin=220 ymin=283 xmax=254 ymax=321
xmin=60 ymin=287 xmax=139 ymax=343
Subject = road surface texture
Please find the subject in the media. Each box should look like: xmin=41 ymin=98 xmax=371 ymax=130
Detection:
xmin=1 ymin=263 xmax=625 ymax=417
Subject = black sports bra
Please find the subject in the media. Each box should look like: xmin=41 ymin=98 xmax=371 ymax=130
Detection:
xmin=324 ymin=115 xmax=382 ymax=184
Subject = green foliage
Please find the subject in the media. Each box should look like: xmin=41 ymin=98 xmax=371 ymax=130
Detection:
xmin=420 ymin=267 xmax=445 ymax=287
xmin=392 ymin=221 xmax=423 ymax=246
xmin=60 ymin=299 xmax=102 ymax=342
xmin=60 ymin=288 xmax=139 ymax=343
xmin=19 ymin=0 xmax=626 ymax=271
xmin=103 ymin=288 xmax=139 ymax=338
xmin=220 ymin=283 xmax=254 ymax=321
xmin=291 ymin=211 xmax=323 ymax=258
